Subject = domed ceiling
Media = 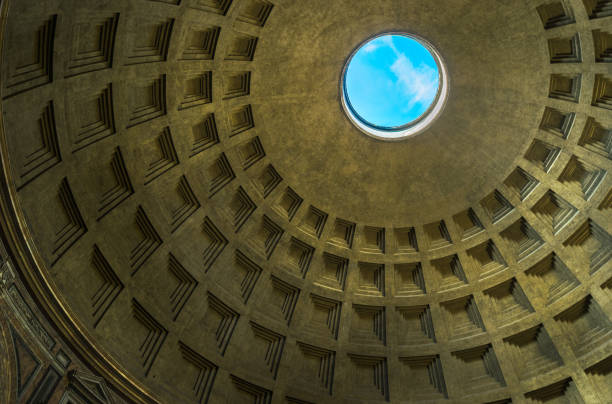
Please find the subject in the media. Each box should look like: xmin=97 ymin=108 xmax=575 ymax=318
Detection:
xmin=0 ymin=0 xmax=611 ymax=403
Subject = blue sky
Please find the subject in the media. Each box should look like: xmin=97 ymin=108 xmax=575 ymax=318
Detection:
xmin=345 ymin=35 xmax=440 ymax=128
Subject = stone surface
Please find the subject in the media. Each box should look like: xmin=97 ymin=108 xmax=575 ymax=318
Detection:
xmin=0 ymin=0 xmax=611 ymax=403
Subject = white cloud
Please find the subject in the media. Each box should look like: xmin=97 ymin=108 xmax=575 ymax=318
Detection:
xmin=362 ymin=36 xmax=389 ymax=53
xmin=389 ymin=52 xmax=438 ymax=112
xmin=362 ymin=42 xmax=380 ymax=53
xmin=380 ymin=35 xmax=395 ymax=48
xmin=358 ymin=36 xmax=439 ymax=115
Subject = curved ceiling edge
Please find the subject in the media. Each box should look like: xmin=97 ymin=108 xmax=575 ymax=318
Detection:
xmin=0 ymin=0 xmax=159 ymax=402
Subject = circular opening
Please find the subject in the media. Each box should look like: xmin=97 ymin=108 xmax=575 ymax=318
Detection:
xmin=341 ymin=33 xmax=449 ymax=140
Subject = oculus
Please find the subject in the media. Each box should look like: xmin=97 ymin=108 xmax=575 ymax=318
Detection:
xmin=341 ymin=33 xmax=449 ymax=140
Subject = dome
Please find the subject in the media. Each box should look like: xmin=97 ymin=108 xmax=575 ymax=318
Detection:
xmin=0 ymin=0 xmax=611 ymax=403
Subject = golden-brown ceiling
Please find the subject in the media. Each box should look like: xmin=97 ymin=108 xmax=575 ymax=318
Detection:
xmin=0 ymin=0 xmax=611 ymax=403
